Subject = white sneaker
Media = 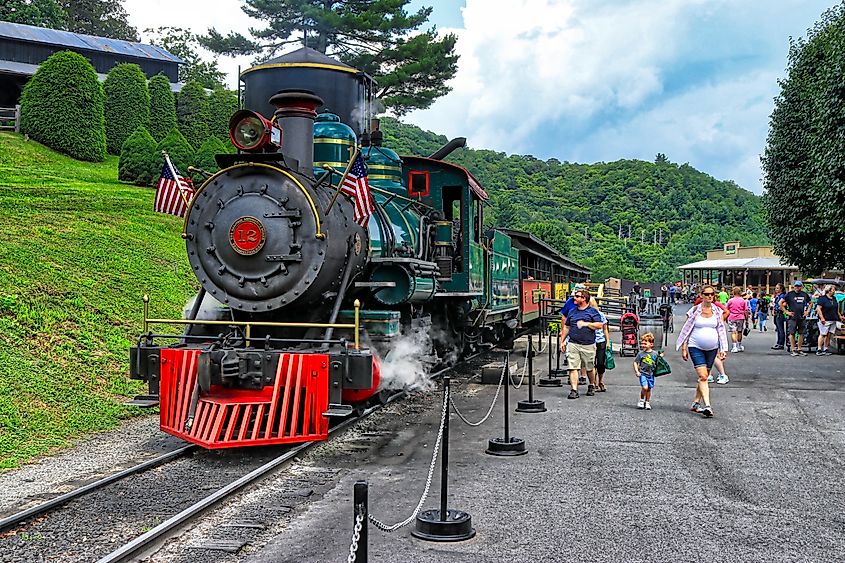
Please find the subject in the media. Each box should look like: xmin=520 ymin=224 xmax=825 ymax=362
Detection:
xmin=707 ymin=374 xmax=714 ymax=383
xmin=645 ymin=401 xmax=652 ymax=410
xmin=731 ymin=345 xmax=739 ymax=353
xmin=637 ymin=399 xmax=645 ymax=409
xmin=739 ymin=345 xmax=745 ymax=352
xmin=717 ymin=374 xmax=729 ymax=385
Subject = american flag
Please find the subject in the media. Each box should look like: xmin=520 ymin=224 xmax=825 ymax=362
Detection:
xmin=340 ymin=152 xmax=374 ymax=227
xmin=154 ymin=154 xmax=195 ymax=218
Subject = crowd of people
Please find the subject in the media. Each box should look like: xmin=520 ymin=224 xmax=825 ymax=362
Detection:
xmin=558 ymin=280 xmax=842 ymax=419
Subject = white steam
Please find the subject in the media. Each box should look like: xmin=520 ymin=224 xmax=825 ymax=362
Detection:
xmin=183 ymin=292 xmax=230 ymax=321
xmin=376 ymin=326 xmax=461 ymax=392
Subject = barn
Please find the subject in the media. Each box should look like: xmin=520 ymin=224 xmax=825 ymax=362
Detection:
xmin=0 ymin=21 xmax=183 ymax=106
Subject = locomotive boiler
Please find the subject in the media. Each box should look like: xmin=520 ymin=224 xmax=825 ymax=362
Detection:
xmin=128 ymin=48 xmax=539 ymax=449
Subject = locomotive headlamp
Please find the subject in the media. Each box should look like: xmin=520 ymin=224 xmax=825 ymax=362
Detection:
xmin=228 ymin=110 xmax=281 ymax=151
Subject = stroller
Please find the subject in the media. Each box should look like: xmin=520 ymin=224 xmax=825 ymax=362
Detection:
xmin=619 ymin=312 xmax=640 ymax=357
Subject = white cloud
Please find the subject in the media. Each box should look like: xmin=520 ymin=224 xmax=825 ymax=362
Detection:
xmin=123 ymin=0 xmax=255 ymax=89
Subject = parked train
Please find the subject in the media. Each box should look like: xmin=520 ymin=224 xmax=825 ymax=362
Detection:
xmin=129 ymin=47 xmax=588 ymax=449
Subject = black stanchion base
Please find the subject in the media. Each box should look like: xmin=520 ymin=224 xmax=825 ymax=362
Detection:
xmin=411 ymin=509 xmax=476 ymax=542
xmin=515 ymin=399 xmax=546 ymax=413
xmin=538 ymin=378 xmax=562 ymax=387
xmin=485 ymin=437 xmax=528 ymax=456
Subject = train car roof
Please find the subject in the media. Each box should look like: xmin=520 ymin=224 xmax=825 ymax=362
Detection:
xmin=400 ymin=155 xmax=489 ymax=201
xmin=499 ymin=228 xmax=590 ymax=275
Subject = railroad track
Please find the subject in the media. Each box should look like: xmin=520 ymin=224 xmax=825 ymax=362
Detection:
xmin=0 ymin=347 xmax=502 ymax=562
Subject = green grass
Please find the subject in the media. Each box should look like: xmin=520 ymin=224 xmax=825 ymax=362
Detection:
xmin=0 ymin=132 xmax=198 ymax=468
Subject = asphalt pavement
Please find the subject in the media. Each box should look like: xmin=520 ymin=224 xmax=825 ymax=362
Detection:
xmin=247 ymin=306 xmax=845 ymax=563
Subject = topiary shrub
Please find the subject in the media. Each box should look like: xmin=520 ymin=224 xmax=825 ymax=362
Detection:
xmin=155 ymin=127 xmax=194 ymax=177
xmin=148 ymin=73 xmax=177 ymax=142
xmin=191 ymin=136 xmax=231 ymax=183
xmin=176 ymin=79 xmax=209 ymax=150
xmin=20 ymin=51 xmax=106 ymax=162
xmin=103 ymin=64 xmax=150 ymax=155
xmin=207 ymin=88 xmax=238 ymax=142
xmin=119 ymin=126 xmax=158 ymax=185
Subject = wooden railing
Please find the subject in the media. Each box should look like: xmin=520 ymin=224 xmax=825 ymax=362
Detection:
xmin=0 ymin=105 xmax=20 ymax=133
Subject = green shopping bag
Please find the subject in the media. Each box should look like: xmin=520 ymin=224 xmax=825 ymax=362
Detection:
xmin=654 ymin=354 xmax=671 ymax=377
xmin=605 ymin=342 xmax=616 ymax=370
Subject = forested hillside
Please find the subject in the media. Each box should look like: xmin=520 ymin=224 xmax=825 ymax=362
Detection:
xmin=382 ymin=118 xmax=768 ymax=282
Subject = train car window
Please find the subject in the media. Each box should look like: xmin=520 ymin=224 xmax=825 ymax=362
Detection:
xmin=442 ymin=186 xmax=464 ymax=272
xmin=408 ymin=171 xmax=430 ymax=197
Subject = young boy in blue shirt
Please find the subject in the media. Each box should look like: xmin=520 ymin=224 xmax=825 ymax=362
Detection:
xmin=633 ymin=333 xmax=662 ymax=410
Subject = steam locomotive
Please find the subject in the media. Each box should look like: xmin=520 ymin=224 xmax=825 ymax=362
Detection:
xmin=129 ymin=47 xmax=585 ymax=449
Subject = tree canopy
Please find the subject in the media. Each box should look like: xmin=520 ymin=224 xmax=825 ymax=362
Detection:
xmin=1 ymin=0 xmax=136 ymax=41
xmin=761 ymin=4 xmax=845 ymax=274
xmin=103 ymin=63 xmax=150 ymax=155
xmin=382 ymin=118 xmax=767 ymax=282
xmin=201 ymin=0 xmax=458 ymax=115
xmin=0 ymin=0 xmax=66 ymax=28
xmin=144 ymin=27 xmax=226 ymax=89
xmin=147 ymin=74 xmax=178 ymax=142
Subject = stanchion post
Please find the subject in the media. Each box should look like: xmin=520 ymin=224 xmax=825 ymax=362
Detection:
xmin=412 ymin=376 xmax=475 ymax=542
xmin=540 ymin=322 xmax=562 ymax=387
xmin=353 ymin=481 xmax=368 ymax=563
xmin=517 ymin=330 xmax=546 ymax=413
xmin=487 ymin=351 xmax=528 ymax=456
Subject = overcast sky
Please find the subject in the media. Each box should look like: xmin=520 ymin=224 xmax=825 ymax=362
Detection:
xmin=125 ymin=0 xmax=837 ymax=194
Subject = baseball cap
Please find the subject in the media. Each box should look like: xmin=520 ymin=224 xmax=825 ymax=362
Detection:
xmin=793 ymin=280 xmax=803 ymax=286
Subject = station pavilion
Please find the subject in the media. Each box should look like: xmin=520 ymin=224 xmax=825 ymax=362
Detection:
xmin=678 ymin=243 xmax=799 ymax=294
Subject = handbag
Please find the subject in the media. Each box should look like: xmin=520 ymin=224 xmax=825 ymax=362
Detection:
xmin=654 ymin=354 xmax=671 ymax=377
xmin=605 ymin=342 xmax=615 ymax=370
xmin=743 ymin=325 xmax=750 ymax=336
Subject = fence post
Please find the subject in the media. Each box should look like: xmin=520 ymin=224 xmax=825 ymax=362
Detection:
xmin=351 ymin=481 xmax=368 ymax=563
xmin=14 ymin=105 xmax=20 ymax=133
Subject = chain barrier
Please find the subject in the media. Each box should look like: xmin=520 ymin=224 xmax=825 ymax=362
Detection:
xmin=347 ymin=511 xmax=364 ymax=563
xmin=509 ymin=343 xmax=531 ymax=388
xmin=451 ymin=355 xmax=507 ymax=426
xmin=368 ymin=386 xmax=449 ymax=532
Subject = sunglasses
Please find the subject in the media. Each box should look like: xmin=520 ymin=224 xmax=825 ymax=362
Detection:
xmin=701 ymin=292 xmax=715 ymax=296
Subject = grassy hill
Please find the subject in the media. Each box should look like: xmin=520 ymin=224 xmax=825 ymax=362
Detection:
xmin=0 ymin=132 xmax=197 ymax=468
xmin=382 ymin=118 xmax=768 ymax=281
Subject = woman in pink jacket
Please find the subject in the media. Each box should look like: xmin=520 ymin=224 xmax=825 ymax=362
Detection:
xmin=677 ymin=285 xmax=729 ymax=418
xmin=726 ymin=286 xmax=750 ymax=353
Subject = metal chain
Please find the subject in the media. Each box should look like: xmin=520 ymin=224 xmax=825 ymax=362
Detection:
xmin=368 ymin=386 xmax=449 ymax=532
xmin=347 ymin=512 xmax=364 ymax=563
xmin=509 ymin=344 xmax=530 ymax=388
xmin=451 ymin=356 xmax=506 ymax=426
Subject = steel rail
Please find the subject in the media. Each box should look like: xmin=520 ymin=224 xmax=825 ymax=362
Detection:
xmin=0 ymin=445 xmax=196 ymax=533
xmin=96 ymin=350 xmax=491 ymax=563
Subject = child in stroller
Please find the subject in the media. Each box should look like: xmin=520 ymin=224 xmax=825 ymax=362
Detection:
xmin=620 ymin=311 xmax=640 ymax=357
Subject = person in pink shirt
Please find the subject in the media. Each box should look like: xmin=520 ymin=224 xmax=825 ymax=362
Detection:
xmin=726 ymin=286 xmax=750 ymax=353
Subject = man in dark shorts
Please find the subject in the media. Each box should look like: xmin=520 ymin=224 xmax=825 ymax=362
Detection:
xmin=781 ymin=280 xmax=811 ymax=356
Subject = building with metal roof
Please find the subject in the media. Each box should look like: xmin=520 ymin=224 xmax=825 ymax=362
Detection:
xmin=677 ymin=242 xmax=834 ymax=293
xmin=0 ymin=21 xmax=183 ymax=105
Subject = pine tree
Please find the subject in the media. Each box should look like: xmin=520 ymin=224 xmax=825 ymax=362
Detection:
xmin=104 ymin=64 xmax=150 ymax=155
xmin=119 ymin=126 xmax=158 ymax=185
xmin=176 ymin=80 xmax=209 ymax=150
xmin=207 ymin=88 xmax=238 ymax=142
xmin=155 ymin=128 xmax=194 ymax=177
xmin=20 ymin=51 xmax=106 ymax=162
xmin=148 ymin=74 xmax=177 ymax=142
xmin=201 ymin=0 xmax=458 ymax=115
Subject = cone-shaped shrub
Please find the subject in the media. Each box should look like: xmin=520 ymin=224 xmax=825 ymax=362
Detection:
xmin=176 ymin=79 xmax=209 ymax=149
xmin=155 ymin=127 xmax=194 ymax=177
xmin=119 ymin=126 xmax=158 ymax=185
xmin=148 ymin=73 xmax=177 ymax=142
xmin=191 ymin=136 xmax=230 ymax=183
xmin=104 ymin=63 xmax=150 ymax=154
xmin=207 ymin=88 xmax=238 ymax=142
xmin=20 ymin=51 xmax=106 ymax=161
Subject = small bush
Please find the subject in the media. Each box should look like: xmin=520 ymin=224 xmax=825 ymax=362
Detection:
xmin=119 ymin=126 xmax=158 ymax=185
xmin=148 ymin=74 xmax=177 ymax=142
xmin=20 ymin=51 xmax=106 ymax=162
xmin=176 ymin=79 xmax=209 ymax=150
xmin=155 ymin=127 xmax=194 ymax=177
xmin=104 ymin=64 xmax=150 ymax=155
xmin=191 ymin=136 xmax=230 ymax=183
